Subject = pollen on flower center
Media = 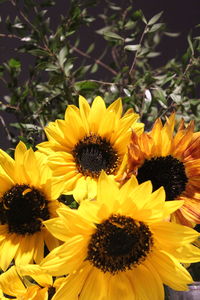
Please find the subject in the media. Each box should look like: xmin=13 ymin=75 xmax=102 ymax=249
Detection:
xmin=137 ymin=155 xmax=188 ymax=201
xmin=0 ymin=184 xmax=50 ymax=235
xmin=87 ymin=214 xmax=153 ymax=274
xmin=72 ymin=134 xmax=120 ymax=178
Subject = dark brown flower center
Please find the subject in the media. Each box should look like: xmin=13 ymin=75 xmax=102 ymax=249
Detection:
xmin=137 ymin=155 xmax=188 ymax=201
xmin=87 ymin=214 xmax=153 ymax=274
xmin=0 ymin=184 xmax=50 ymax=235
xmin=72 ymin=134 xmax=119 ymax=178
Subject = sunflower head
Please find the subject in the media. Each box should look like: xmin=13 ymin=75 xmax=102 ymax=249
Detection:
xmin=1 ymin=183 xmax=50 ymax=235
xmin=124 ymin=113 xmax=200 ymax=227
xmin=39 ymin=173 xmax=200 ymax=300
xmin=0 ymin=142 xmax=64 ymax=270
xmin=87 ymin=213 xmax=154 ymax=274
xmin=37 ymin=96 xmax=144 ymax=201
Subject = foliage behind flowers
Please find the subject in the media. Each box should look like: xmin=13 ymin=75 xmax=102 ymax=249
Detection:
xmin=0 ymin=0 xmax=200 ymax=149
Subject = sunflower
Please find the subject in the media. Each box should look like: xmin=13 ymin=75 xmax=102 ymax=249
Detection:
xmin=0 ymin=264 xmax=64 ymax=299
xmin=0 ymin=141 xmax=64 ymax=271
xmin=124 ymin=113 xmax=200 ymax=227
xmin=37 ymin=95 xmax=144 ymax=201
xmin=39 ymin=172 xmax=200 ymax=300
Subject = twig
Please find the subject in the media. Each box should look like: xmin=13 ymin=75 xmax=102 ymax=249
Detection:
xmin=0 ymin=115 xmax=13 ymax=142
xmin=129 ymin=24 xmax=148 ymax=76
xmin=70 ymin=45 xmax=117 ymax=76
xmin=0 ymin=33 xmax=21 ymax=40
xmin=10 ymin=0 xmax=39 ymax=34
xmin=77 ymin=79 xmax=117 ymax=86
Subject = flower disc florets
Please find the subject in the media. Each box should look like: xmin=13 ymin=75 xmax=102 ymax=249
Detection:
xmin=0 ymin=184 xmax=49 ymax=235
xmin=87 ymin=214 xmax=153 ymax=274
xmin=137 ymin=155 xmax=188 ymax=201
xmin=72 ymin=134 xmax=119 ymax=178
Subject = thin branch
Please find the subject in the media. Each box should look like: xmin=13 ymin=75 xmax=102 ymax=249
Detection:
xmin=77 ymin=79 xmax=118 ymax=86
xmin=129 ymin=24 xmax=148 ymax=76
xmin=112 ymin=46 xmax=121 ymax=69
xmin=0 ymin=115 xmax=13 ymax=142
xmin=70 ymin=45 xmax=118 ymax=75
xmin=10 ymin=0 xmax=39 ymax=33
xmin=0 ymin=33 xmax=21 ymax=40
xmin=182 ymin=57 xmax=194 ymax=78
xmin=0 ymin=77 xmax=7 ymax=85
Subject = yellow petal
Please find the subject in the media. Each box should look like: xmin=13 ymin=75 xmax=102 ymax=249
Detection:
xmin=88 ymin=96 xmax=106 ymax=132
xmin=18 ymin=264 xmax=52 ymax=287
xmin=150 ymin=250 xmax=193 ymax=290
xmin=97 ymin=172 xmax=119 ymax=210
xmin=0 ymin=234 xmax=20 ymax=271
xmin=40 ymin=236 xmax=87 ymax=276
xmin=53 ymin=262 xmax=91 ymax=300
xmin=128 ymin=261 xmax=164 ymax=300
xmin=108 ymin=272 xmax=135 ymax=300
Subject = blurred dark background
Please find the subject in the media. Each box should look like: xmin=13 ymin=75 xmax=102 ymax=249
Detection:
xmin=0 ymin=0 xmax=200 ymax=150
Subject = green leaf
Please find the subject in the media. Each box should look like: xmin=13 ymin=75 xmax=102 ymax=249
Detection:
xmin=142 ymin=15 xmax=147 ymax=24
xmin=8 ymin=58 xmax=21 ymax=69
xmin=65 ymin=30 xmax=76 ymax=37
xmin=86 ymin=43 xmax=95 ymax=54
xmin=149 ymin=23 xmax=164 ymax=33
xmin=45 ymin=63 xmax=59 ymax=71
xmin=96 ymin=26 xmax=112 ymax=35
xmin=170 ymin=93 xmax=182 ymax=104
xmin=124 ymin=44 xmax=140 ymax=51
xmin=123 ymin=88 xmax=131 ymax=97
xmin=28 ymin=49 xmax=50 ymax=57
xmin=40 ymin=0 xmax=56 ymax=7
xmin=146 ymin=52 xmax=160 ymax=58
xmin=10 ymin=123 xmax=42 ymax=131
xmin=103 ymin=31 xmax=124 ymax=40
xmin=124 ymin=20 xmax=135 ymax=30
xmin=12 ymin=23 xmax=24 ymax=29
xmin=164 ymin=31 xmax=180 ymax=37
xmin=74 ymin=65 xmax=91 ymax=78
xmin=58 ymin=46 xmax=68 ymax=67
xmin=64 ymin=61 xmax=73 ymax=76
xmin=109 ymin=5 xmax=121 ymax=11
xmin=148 ymin=11 xmax=163 ymax=25
xmin=154 ymin=87 xmax=167 ymax=104
xmin=110 ymin=85 xmax=118 ymax=93
xmin=69 ymin=200 xmax=79 ymax=209
xmin=91 ymin=63 xmax=98 ymax=73
xmin=75 ymin=81 xmax=99 ymax=91
xmin=187 ymin=34 xmax=194 ymax=55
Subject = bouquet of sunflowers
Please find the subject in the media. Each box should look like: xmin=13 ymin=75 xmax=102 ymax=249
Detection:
xmin=0 ymin=95 xmax=200 ymax=300
xmin=1 ymin=1 xmax=200 ymax=299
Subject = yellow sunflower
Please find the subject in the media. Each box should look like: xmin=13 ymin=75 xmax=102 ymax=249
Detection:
xmin=125 ymin=113 xmax=200 ymax=227
xmin=0 ymin=141 xmax=64 ymax=271
xmin=39 ymin=173 xmax=200 ymax=300
xmin=0 ymin=264 xmax=64 ymax=299
xmin=37 ymin=95 xmax=144 ymax=201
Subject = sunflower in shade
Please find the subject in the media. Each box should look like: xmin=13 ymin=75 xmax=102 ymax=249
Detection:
xmin=0 ymin=142 xmax=64 ymax=271
xmin=39 ymin=172 xmax=200 ymax=300
xmin=0 ymin=264 xmax=64 ymax=299
xmin=37 ymin=96 xmax=144 ymax=201
xmin=124 ymin=113 xmax=200 ymax=227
